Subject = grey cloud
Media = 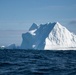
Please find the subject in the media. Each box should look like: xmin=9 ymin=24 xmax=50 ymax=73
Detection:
xmin=69 ymin=20 xmax=76 ymax=25
xmin=67 ymin=20 xmax=76 ymax=34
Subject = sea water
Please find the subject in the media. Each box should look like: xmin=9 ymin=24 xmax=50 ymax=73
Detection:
xmin=0 ymin=49 xmax=76 ymax=75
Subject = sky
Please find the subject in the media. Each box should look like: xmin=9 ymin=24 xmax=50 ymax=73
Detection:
xmin=0 ymin=0 xmax=76 ymax=32
xmin=0 ymin=0 xmax=76 ymax=46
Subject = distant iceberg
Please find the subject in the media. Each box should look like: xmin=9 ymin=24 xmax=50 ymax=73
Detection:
xmin=0 ymin=46 xmax=5 ymax=49
xmin=6 ymin=44 xmax=16 ymax=49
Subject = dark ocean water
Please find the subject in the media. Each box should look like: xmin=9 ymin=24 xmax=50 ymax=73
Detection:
xmin=0 ymin=49 xmax=76 ymax=75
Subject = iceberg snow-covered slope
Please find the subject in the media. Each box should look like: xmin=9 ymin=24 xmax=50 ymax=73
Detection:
xmin=45 ymin=22 xmax=76 ymax=50
xmin=21 ymin=22 xmax=76 ymax=50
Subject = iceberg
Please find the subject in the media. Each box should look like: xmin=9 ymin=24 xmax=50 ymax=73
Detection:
xmin=21 ymin=22 xmax=76 ymax=50
xmin=6 ymin=44 xmax=16 ymax=49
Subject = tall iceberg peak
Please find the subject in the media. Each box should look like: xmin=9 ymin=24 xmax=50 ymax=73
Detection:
xmin=21 ymin=22 xmax=76 ymax=50
xmin=52 ymin=22 xmax=63 ymax=29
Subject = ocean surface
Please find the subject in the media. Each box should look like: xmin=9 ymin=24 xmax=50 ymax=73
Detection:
xmin=0 ymin=49 xmax=76 ymax=75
